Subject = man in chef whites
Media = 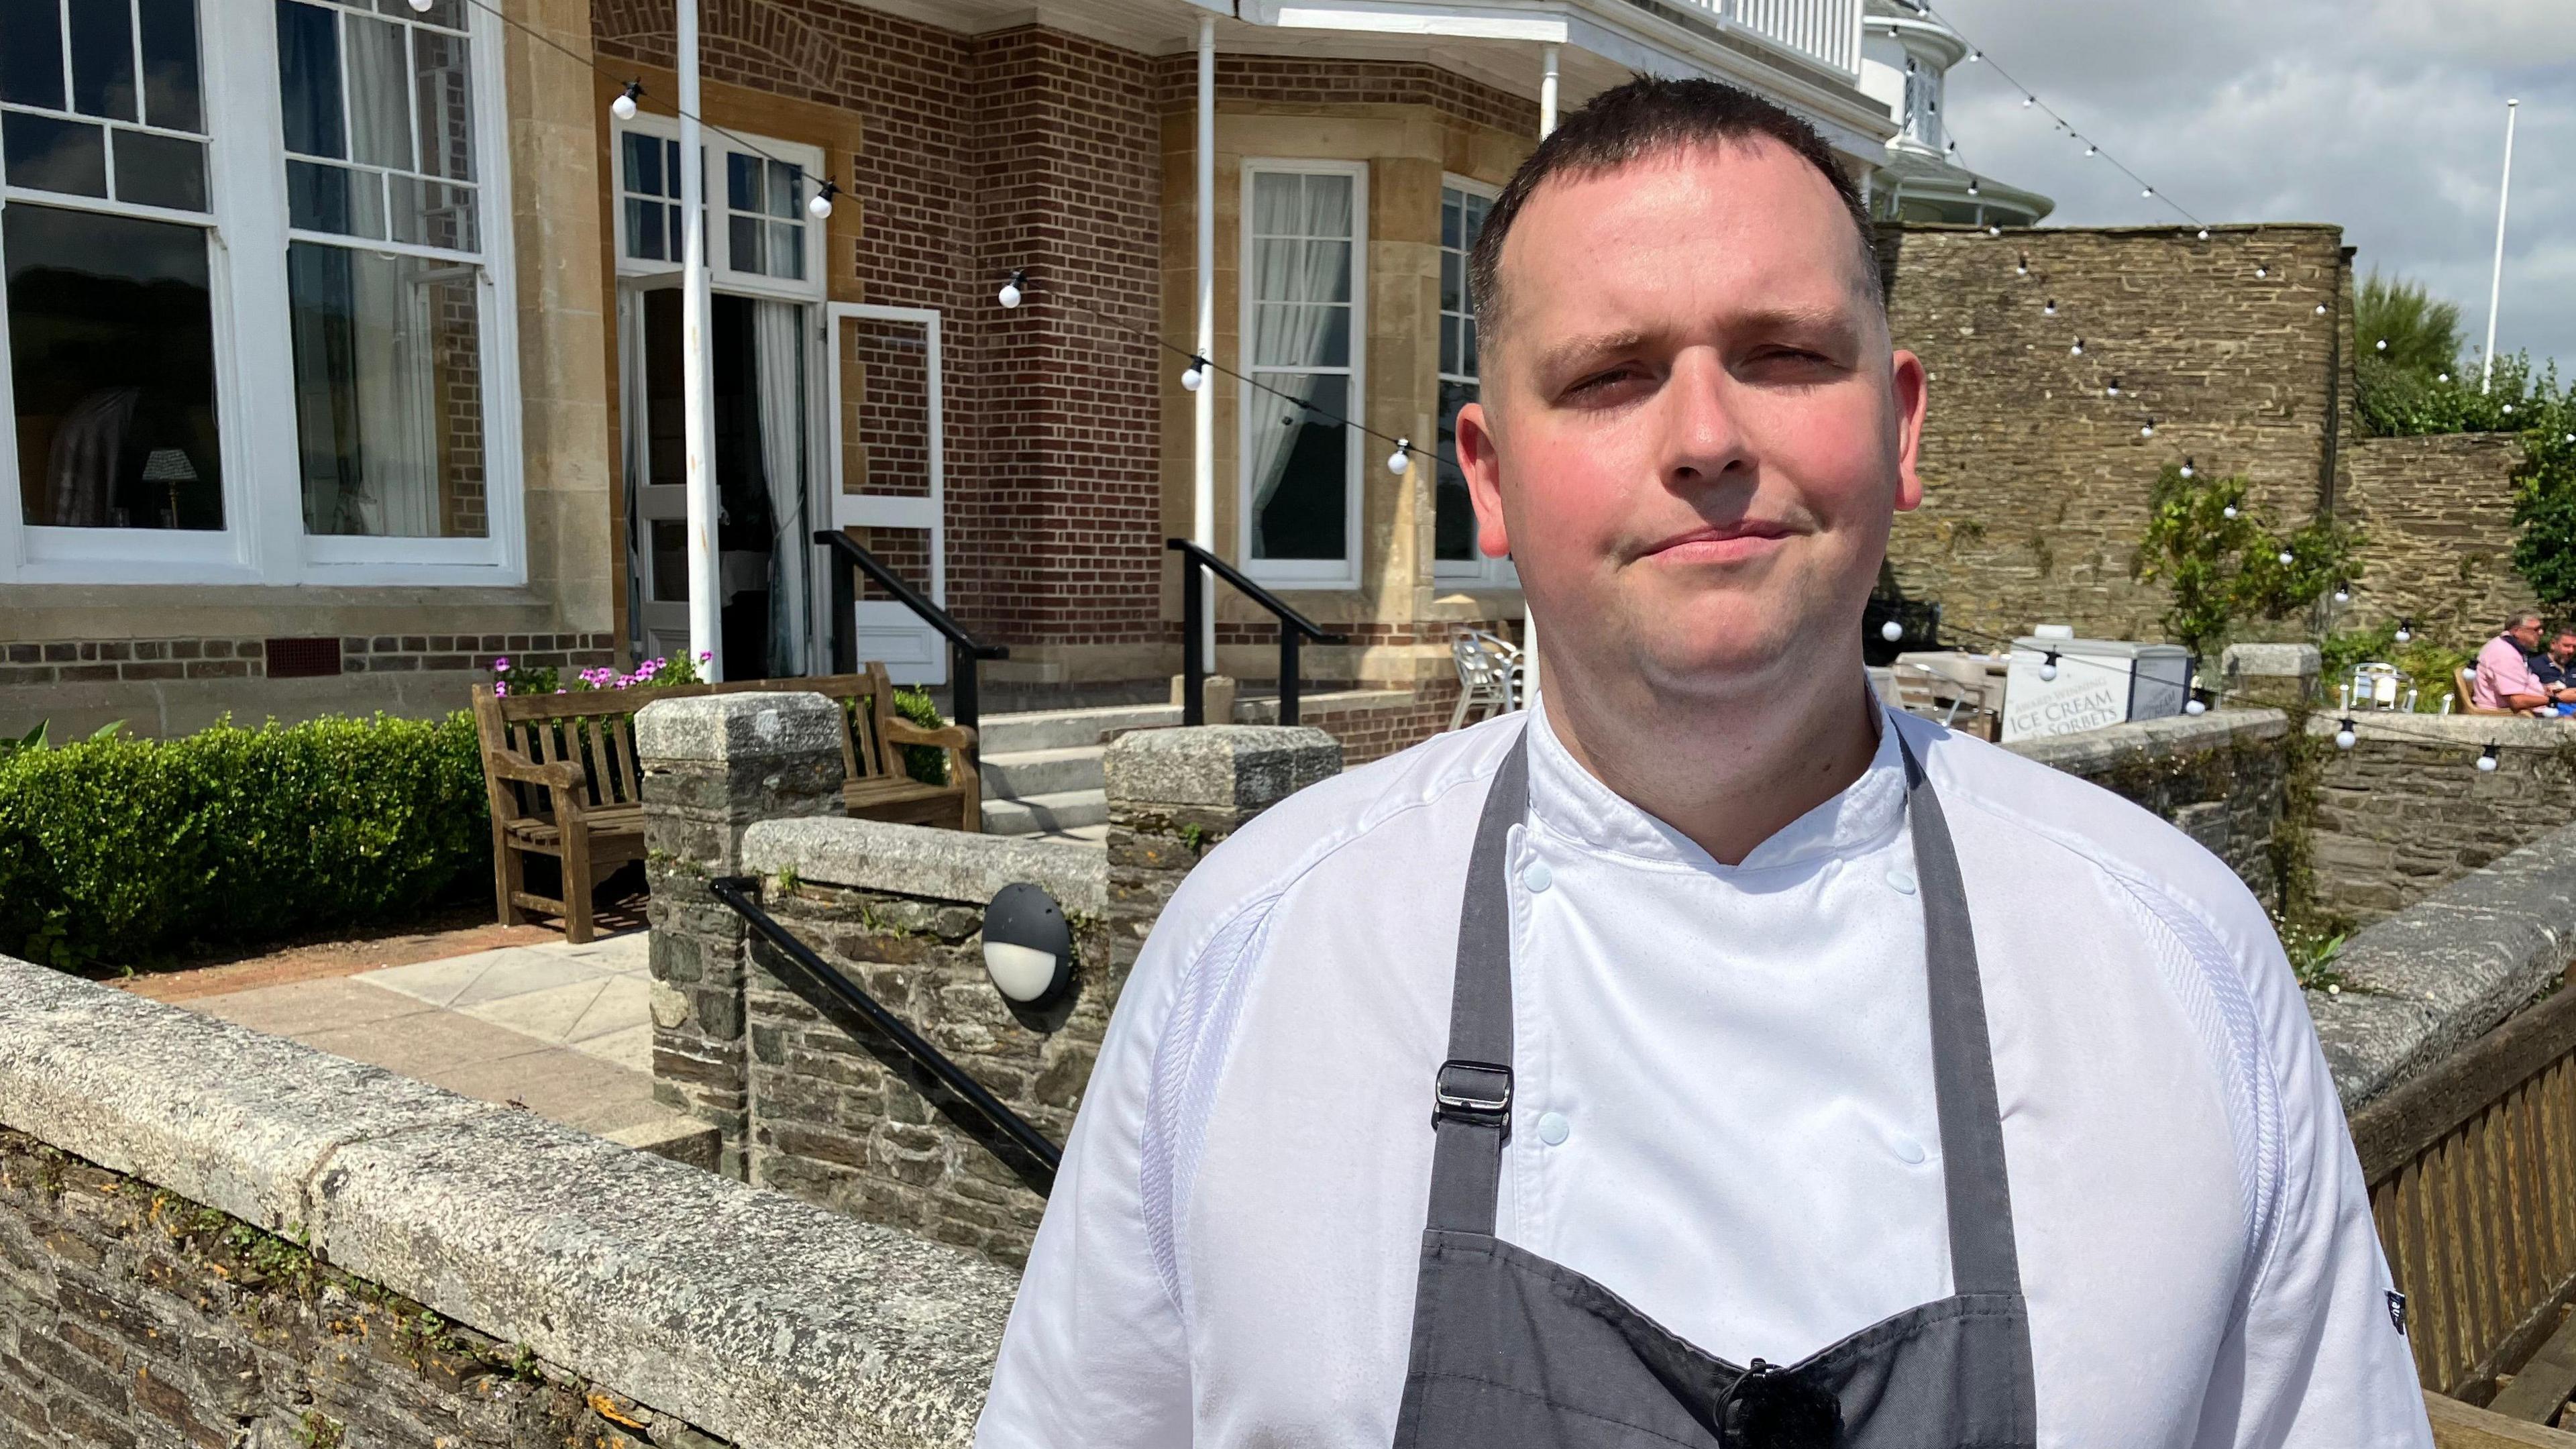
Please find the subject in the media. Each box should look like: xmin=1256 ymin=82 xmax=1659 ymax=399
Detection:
xmin=978 ymin=77 xmax=2431 ymax=1448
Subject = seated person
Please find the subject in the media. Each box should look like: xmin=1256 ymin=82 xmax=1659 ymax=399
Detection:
xmin=2473 ymin=611 xmax=2567 ymax=713
xmin=2533 ymin=629 xmax=2576 ymax=704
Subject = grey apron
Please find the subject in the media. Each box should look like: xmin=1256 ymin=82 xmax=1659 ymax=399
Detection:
xmin=1391 ymin=729 xmax=2038 ymax=1448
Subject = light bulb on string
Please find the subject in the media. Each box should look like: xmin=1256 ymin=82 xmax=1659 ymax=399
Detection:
xmin=2438 ymin=372 xmax=2451 ymax=383
xmin=2043 ymin=299 xmax=2057 ymax=316
xmin=2023 ymin=95 xmax=2036 ymax=108
xmin=2016 ymin=253 xmax=2029 ymax=277
xmin=2106 ymin=378 xmax=2121 ymax=397
xmin=2504 ymin=403 xmax=2516 ymax=415
xmin=2334 ymin=718 xmax=2357 ymax=750
xmin=2039 ymin=651 xmax=2060 ymax=682
xmin=2478 ymin=744 xmax=2501 ymax=773
xmin=2084 ymin=144 xmax=2098 ymax=157
xmin=806 ymin=178 xmax=839 ymax=220
xmin=1385 ymin=439 xmax=1412 ymax=476
xmin=2180 ymin=458 xmax=2196 ymax=478
xmin=2196 ymin=228 xmax=2210 ymax=241
xmin=2069 ymin=337 xmax=2084 ymax=355
xmin=998 ymin=269 xmax=1026 ymax=309
xmin=2141 ymin=419 xmax=2157 ymax=437
xmin=2333 ymin=586 xmax=2349 ymax=604
xmin=2315 ymin=303 xmax=2328 ymax=315
xmin=2255 ymin=265 xmax=2269 ymax=279
xmin=2141 ymin=188 xmax=2153 ymax=199
xmin=1179 ymin=356 xmax=1206 ymax=392
xmin=610 ymin=80 xmax=641 ymax=121
xmin=1987 ymin=225 xmax=2001 ymax=237
xmin=1880 ymin=619 xmax=1905 ymax=643
xmin=409 ymin=0 xmax=431 ymax=10
xmin=1967 ymin=178 xmax=1980 ymax=197
xmin=2277 ymin=549 xmax=2294 ymax=565
xmin=2222 ymin=503 xmax=2238 ymax=519
xmin=2396 ymin=618 xmax=2414 ymax=643
xmin=1968 ymin=48 xmax=1982 ymax=61
xmin=2375 ymin=338 xmax=2387 ymax=352
xmin=2184 ymin=695 xmax=2208 ymax=716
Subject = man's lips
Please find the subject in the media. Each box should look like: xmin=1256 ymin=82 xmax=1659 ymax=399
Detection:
xmin=1634 ymin=522 xmax=1794 ymax=564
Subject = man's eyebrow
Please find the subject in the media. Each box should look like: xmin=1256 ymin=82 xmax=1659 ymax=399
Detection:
xmin=1531 ymin=329 xmax=1653 ymax=379
xmin=1529 ymin=307 xmax=1864 ymax=378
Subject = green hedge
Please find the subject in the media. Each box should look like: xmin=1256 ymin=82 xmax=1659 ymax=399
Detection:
xmin=0 ymin=712 xmax=489 ymax=972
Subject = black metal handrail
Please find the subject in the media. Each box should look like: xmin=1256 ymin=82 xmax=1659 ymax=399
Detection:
xmin=710 ymin=875 xmax=1061 ymax=1191
xmin=814 ymin=531 xmax=1009 ymax=741
xmin=1168 ymin=537 xmax=1347 ymax=726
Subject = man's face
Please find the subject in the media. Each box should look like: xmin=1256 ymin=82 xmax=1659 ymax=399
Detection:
xmin=2551 ymin=633 xmax=2574 ymax=665
xmin=1455 ymin=138 xmax=1926 ymax=704
xmin=2512 ymin=619 xmax=2544 ymax=651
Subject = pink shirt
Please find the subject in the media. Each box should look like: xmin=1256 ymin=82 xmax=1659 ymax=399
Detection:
xmin=2474 ymin=635 xmax=2544 ymax=710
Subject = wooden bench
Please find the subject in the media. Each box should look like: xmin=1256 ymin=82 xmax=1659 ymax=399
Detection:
xmin=472 ymin=664 xmax=977 ymax=942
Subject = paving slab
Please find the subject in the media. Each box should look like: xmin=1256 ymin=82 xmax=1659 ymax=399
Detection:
xmin=193 ymin=977 xmax=437 ymax=1038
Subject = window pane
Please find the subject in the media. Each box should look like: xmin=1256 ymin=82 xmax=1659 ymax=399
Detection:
xmin=287 ymin=158 xmax=384 ymax=237
xmin=113 ymin=129 xmax=207 ymax=212
xmin=650 ymin=519 xmax=686 ymax=600
xmin=276 ymin=1 xmax=346 ymax=160
xmin=1 ymin=113 xmax=108 ymax=197
xmin=0 ymin=0 xmax=66 ymax=110
xmin=344 ymin=14 xmax=413 ymax=171
xmin=1434 ymin=379 xmax=1477 ymax=561
xmin=1440 ymin=315 xmax=1458 ymax=378
xmin=622 ymin=130 xmax=661 ymax=197
xmin=1248 ymin=373 xmax=1347 ymax=562
xmin=728 ymin=213 xmax=762 ymax=275
xmin=1251 ymin=303 xmax=1348 ymax=368
xmin=69 ymin=0 xmax=137 ymax=120
xmin=286 ymin=241 xmax=488 ymax=538
xmin=7 ymin=204 xmax=222 ymax=530
xmin=1441 ymin=194 xmax=1460 ymax=251
xmin=411 ymin=28 xmax=472 ymax=181
xmin=388 ymin=175 xmax=476 ymax=250
xmin=138 ymin=0 xmax=204 ymax=131
xmin=767 ymin=219 xmax=802 ymax=280
xmin=765 ymin=159 xmax=801 ymax=219
xmin=727 ymin=152 xmax=757 ymax=212
xmin=623 ymin=197 xmax=661 ymax=260
xmin=1440 ymin=250 xmax=1462 ymax=316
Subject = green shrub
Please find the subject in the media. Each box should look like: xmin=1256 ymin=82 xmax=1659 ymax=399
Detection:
xmin=2134 ymin=464 xmax=2355 ymax=657
xmin=891 ymin=686 xmax=951 ymax=786
xmin=0 ymin=712 xmax=488 ymax=973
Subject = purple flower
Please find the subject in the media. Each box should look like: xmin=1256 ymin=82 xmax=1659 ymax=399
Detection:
xmin=493 ymin=682 xmax=508 ymax=696
xmin=492 ymin=656 xmax=510 ymax=669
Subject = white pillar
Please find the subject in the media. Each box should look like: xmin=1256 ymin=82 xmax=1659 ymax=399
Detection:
xmin=680 ymin=0 xmax=720 ymax=678
xmin=2480 ymin=98 xmax=2518 ymax=394
xmin=1523 ymin=45 xmax=1559 ymax=706
xmin=1195 ymin=19 xmax=1218 ymax=679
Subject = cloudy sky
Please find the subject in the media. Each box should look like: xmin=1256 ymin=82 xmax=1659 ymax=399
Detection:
xmin=1934 ymin=0 xmax=2574 ymax=377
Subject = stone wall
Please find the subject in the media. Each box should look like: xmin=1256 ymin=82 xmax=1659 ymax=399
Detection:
xmin=639 ymin=690 xmax=1339 ymax=1263
xmin=2339 ymin=433 xmax=2532 ymax=649
xmin=2308 ymin=714 xmax=2576 ymax=924
xmin=1880 ymin=223 xmax=2352 ymax=644
xmin=0 ymin=955 xmax=1014 ymax=1449
xmin=2005 ymin=708 xmax=2293 ymax=906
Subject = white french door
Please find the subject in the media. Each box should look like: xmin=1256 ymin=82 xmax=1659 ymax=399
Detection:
xmin=824 ymin=303 xmax=947 ymax=686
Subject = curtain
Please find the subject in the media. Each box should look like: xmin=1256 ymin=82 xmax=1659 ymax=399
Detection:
xmin=619 ymin=288 xmax=648 ymax=659
xmin=755 ymin=299 xmax=808 ymax=678
xmin=1246 ymin=172 xmax=1354 ymax=530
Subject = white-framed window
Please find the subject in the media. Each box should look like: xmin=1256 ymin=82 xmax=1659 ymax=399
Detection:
xmin=1432 ymin=177 xmax=1513 ymax=588
xmin=612 ymin=113 xmax=822 ymax=302
xmin=0 ymin=0 xmax=523 ymax=584
xmin=1240 ymin=158 xmax=1364 ymax=587
xmin=1900 ymin=56 xmax=1941 ymax=150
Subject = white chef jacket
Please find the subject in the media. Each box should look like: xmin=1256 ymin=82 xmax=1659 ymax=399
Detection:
xmin=978 ymin=702 xmax=2432 ymax=1448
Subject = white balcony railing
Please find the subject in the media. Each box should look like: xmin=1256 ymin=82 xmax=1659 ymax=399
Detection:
xmin=1699 ymin=0 xmax=1862 ymax=77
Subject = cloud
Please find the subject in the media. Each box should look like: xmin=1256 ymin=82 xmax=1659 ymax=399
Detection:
xmin=1933 ymin=0 xmax=2575 ymax=374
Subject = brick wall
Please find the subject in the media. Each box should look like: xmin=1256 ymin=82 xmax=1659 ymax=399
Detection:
xmin=0 ymin=1128 xmax=739 ymax=1449
xmin=1880 ymin=223 xmax=2351 ymax=643
xmin=1148 ymin=55 xmax=1540 ymax=136
xmin=0 ymin=633 xmax=612 ymax=691
xmin=2339 ymin=432 xmax=2532 ymax=648
xmin=594 ymin=2 xmax=1167 ymax=654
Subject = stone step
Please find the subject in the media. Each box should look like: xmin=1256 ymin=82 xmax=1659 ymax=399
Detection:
xmin=977 ymin=744 xmax=1105 ymax=800
xmin=980 ymin=789 xmax=1110 ymax=837
xmin=974 ymin=702 xmax=1181 ymax=755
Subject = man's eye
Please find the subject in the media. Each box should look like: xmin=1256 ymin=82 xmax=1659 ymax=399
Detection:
xmin=1567 ymin=367 xmax=1641 ymax=396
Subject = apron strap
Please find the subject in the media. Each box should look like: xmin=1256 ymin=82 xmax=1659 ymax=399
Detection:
xmin=1897 ymin=730 xmax=2025 ymax=1299
xmin=1425 ymin=731 xmax=1532 ymax=1236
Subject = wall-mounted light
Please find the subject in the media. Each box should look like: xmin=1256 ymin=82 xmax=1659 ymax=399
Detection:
xmin=983 ymin=883 xmax=1073 ymax=1006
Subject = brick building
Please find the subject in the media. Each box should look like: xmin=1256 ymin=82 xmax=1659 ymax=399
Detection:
xmin=1 ymin=0 xmax=1917 ymax=755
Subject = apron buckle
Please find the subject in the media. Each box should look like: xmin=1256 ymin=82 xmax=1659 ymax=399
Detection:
xmin=1433 ymin=1060 xmax=1513 ymax=1130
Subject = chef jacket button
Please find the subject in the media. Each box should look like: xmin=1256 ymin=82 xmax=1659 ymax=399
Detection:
xmin=1536 ymin=1112 xmax=1571 ymax=1146
xmin=1891 ymin=1134 xmax=1928 ymax=1165
xmin=1523 ymin=861 xmax=1553 ymax=893
xmin=1884 ymin=869 xmax=1918 ymax=896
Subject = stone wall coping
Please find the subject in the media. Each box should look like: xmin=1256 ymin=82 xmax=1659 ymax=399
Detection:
xmin=1102 ymin=724 xmax=1342 ymax=808
xmin=2310 ymin=822 xmax=2576 ymax=1110
xmin=634 ymin=690 xmax=847 ymax=763
xmin=0 ymin=957 xmax=1014 ymax=1449
xmin=2219 ymin=642 xmax=2322 ymax=676
xmin=742 ymin=816 xmax=1108 ymax=914
xmin=2305 ymin=712 xmax=2575 ymax=747
xmin=2001 ymin=707 xmax=2288 ymax=775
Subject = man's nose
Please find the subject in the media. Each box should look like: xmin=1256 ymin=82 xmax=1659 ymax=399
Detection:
xmin=1657 ymin=349 xmax=1752 ymax=492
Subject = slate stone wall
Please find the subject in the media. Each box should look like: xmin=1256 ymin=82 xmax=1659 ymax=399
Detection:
xmin=2308 ymin=714 xmax=2576 ymax=924
xmin=0 ymin=1128 xmax=731 ymax=1449
xmin=2339 ymin=433 xmax=2532 ymax=650
xmin=1879 ymin=223 xmax=2353 ymax=644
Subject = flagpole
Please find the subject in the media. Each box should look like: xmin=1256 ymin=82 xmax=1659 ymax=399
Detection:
xmin=2479 ymin=99 xmax=2518 ymax=394
xmin=680 ymin=0 xmax=720 ymax=676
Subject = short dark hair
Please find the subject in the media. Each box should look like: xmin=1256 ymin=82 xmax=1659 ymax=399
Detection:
xmin=1468 ymin=76 xmax=1882 ymax=353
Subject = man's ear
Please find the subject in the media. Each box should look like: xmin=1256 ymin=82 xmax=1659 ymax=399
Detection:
xmin=1458 ymin=400 xmax=1510 ymax=559
xmin=1891 ymin=349 xmax=1927 ymax=513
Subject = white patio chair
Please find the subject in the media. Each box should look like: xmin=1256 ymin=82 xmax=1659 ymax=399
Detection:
xmin=1451 ymin=631 xmax=1519 ymax=729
